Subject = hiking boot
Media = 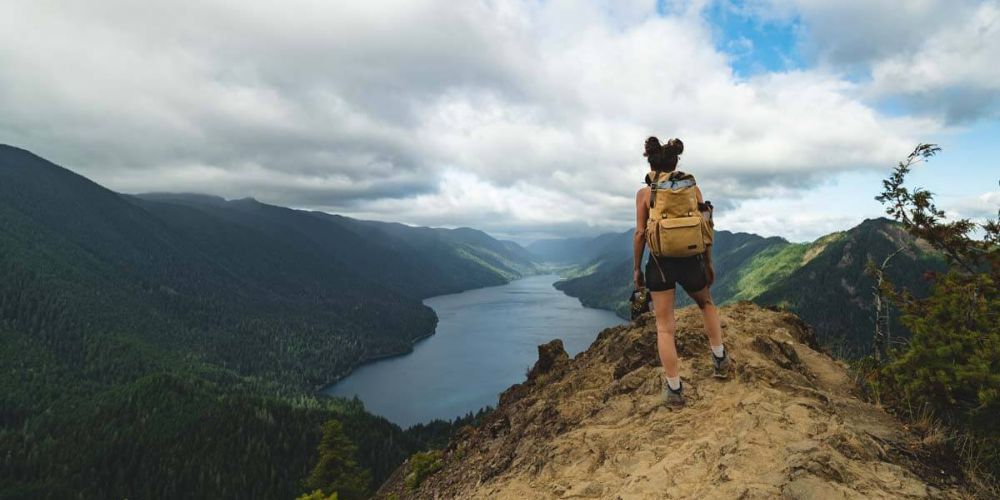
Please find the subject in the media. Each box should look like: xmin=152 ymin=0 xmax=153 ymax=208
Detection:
xmin=712 ymin=351 xmax=732 ymax=379
xmin=662 ymin=382 xmax=685 ymax=406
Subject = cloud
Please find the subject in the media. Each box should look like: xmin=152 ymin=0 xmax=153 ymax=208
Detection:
xmin=867 ymin=2 xmax=1000 ymax=123
xmin=757 ymin=0 xmax=1000 ymax=123
xmin=0 ymin=0 xmax=975 ymax=239
xmin=946 ymin=190 xmax=1000 ymax=220
xmin=759 ymin=0 xmax=976 ymax=65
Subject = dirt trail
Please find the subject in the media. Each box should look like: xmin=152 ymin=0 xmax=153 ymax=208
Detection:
xmin=377 ymin=302 xmax=967 ymax=499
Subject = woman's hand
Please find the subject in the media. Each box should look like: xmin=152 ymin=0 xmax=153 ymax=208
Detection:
xmin=633 ymin=268 xmax=644 ymax=290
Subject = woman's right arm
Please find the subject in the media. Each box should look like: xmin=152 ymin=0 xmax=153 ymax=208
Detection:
xmin=633 ymin=188 xmax=648 ymax=288
xmin=695 ymin=186 xmax=715 ymax=286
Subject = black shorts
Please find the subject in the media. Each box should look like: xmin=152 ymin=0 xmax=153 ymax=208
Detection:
xmin=644 ymin=254 xmax=708 ymax=293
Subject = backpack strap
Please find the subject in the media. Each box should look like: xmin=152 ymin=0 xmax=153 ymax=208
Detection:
xmin=646 ymin=171 xmax=660 ymax=208
xmin=645 ymin=170 xmax=662 ymax=186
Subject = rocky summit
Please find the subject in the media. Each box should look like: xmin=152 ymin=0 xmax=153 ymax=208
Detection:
xmin=377 ymin=302 xmax=966 ymax=499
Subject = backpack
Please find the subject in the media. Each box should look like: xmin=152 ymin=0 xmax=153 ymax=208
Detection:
xmin=644 ymin=170 xmax=712 ymax=258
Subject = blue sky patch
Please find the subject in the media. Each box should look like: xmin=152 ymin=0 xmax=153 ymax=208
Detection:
xmin=701 ymin=1 xmax=804 ymax=78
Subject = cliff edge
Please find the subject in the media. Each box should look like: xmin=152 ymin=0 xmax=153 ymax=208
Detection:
xmin=377 ymin=302 xmax=966 ymax=499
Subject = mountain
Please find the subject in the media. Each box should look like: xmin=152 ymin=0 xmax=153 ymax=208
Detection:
xmin=132 ymin=194 xmax=537 ymax=302
xmin=0 ymin=144 xmax=536 ymax=497
xmin=376 ymin=303 xmax=969 ymax=498
xmin=751 ymin=218 xmax=946 ymax=355
xmin=553 ymin=219 xmax=946 ymax=355
xmin=335 ymin=219 xmax=538 ymax=284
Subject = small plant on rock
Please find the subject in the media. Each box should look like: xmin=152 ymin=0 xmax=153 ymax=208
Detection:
xmin=405 ymin=450 xmax=444 ymax=491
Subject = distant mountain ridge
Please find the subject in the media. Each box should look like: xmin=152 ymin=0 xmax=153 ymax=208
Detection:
xmin=526 ymin=231 xmax=630 ymax=265
xmin=552 ymin=219 xmax=945 ymax=354
xmin=132 ymin=192 xmax=537 ymax=301
xmin=0 ymin=144 xmax=537 ymax=497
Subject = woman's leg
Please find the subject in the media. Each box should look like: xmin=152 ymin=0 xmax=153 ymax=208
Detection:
xmin=650 ymin=289 xmax=679 ymax=378
xmin=686 ymin=286 xmax=723 ymax=347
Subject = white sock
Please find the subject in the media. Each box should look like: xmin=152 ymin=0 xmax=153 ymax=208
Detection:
xmin=711 ymin=344 xmax=725 ymax=358
xmin=666 ymin=376 xmax=681 ymax=391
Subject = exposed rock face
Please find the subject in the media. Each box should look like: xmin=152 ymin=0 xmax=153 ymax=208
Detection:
xmin=377 ymin=302 xmax=965 ymax=499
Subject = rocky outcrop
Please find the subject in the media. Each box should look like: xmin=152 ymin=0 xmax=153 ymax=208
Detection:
xmin=377 ymin=302 xmax=966 ymax=499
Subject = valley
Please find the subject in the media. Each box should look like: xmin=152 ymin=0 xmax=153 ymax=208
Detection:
xmin=0 ymin=144 xmax=960 ymax=497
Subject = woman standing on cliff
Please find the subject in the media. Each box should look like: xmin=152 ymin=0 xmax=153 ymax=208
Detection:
xmin=632 ymin=137 xmax=730 ymax=406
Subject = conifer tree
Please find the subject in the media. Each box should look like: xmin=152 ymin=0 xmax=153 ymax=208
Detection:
xmin=875 ymin=143 xmax=999 ymax=478
xmin=304 ymin=420 xmax=371 ymax=500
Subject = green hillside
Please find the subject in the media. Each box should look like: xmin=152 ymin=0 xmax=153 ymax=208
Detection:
xmin=721 ymin=241 xmax=809 ymax=301
xmin=0 ymin=145 xmax=535 ymax=497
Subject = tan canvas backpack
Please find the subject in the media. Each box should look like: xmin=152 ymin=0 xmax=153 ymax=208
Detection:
xmin=645 ymin=170 xmax=712 ymax=258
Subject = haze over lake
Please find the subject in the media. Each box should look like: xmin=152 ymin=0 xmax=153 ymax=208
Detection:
xmin=326 ymin=274 xmax=624 ymax=427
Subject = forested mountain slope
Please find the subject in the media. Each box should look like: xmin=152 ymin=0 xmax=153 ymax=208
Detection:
xmin=0 ymin=144 xmax=535 ymax=497
xmin=134 ymin=194 xmax=537 ymax=303
xmin=753 ymin=218 xmax=946 ymax=354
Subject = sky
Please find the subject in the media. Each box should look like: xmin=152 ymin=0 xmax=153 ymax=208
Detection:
xmin=1 ymin=0 xmax=997 ymax=243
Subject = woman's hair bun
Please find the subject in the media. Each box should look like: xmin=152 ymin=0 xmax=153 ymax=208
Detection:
xmin=664 ymin=138 xmax=684 ymax=156
xmin=643 ymin=136 xmax=662 ymax=157
xmin=644 ymin=136 xmax=682 ymax=171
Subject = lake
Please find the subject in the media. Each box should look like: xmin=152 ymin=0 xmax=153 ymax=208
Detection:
xmin=325 ymin=274 xmax=624 ymax=427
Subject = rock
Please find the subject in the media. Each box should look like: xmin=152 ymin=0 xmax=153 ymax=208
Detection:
xmin=528 ymin=339 xmax=569 ymax=379
xmin=781 ymin=476 xmax=853 ymax=499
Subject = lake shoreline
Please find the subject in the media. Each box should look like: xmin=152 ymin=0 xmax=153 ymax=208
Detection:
xmin=323 ymin=273 xmax=623 ymax=427
xmin=321 ymin=327 xmax=439 ymax=392
xmin=319 ymin=274 xmax=543 ymax=393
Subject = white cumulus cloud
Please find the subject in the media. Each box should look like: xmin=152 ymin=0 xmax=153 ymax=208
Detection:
xmin=1 ymin=0 xmax=987 ymax=239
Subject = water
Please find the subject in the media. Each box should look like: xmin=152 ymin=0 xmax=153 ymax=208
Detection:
xmin=325 ymin=274 xmax=624 ymax=427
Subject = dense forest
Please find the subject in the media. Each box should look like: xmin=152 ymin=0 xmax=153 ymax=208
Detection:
xmin=0 ymin=145 xmax=532 ymax=497
xmin=552 ymin=218 xmax=946 ymax=355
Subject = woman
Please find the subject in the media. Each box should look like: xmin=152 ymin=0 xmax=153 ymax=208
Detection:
xmin=632 ymin=137 xmax=730 ymax=406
